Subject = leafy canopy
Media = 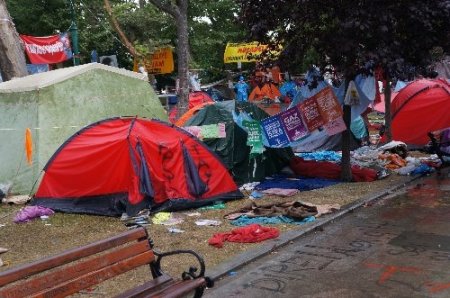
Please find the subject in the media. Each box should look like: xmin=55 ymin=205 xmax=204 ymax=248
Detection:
xmin=238 ymin=0 xmax=450 ymax=77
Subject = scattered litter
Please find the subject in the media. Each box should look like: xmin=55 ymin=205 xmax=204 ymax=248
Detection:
xmin=199 ymin=201 xmax=226 ymax=210
xmin=167 ymin=227 xmax=185 ymax=233
xmin=0 ymin=247 xmax=8 ymax=254
xmin=2 ymin=195 xmax=30 ymax=205
xmin=184 ymin=211 xmax=201 ymax=217
xmin=195 ymin=219 xmax=221 ymax=226
xmin=0 ymin=224 xmax=6 ymax=228
xmin=249 ymin=191 xmax=263 ymax=200
xmin=159 ymin=217 xmax=184 ymax=226
xmin=14 ymin=206 xmax=54 ymax=223
xmin=44 ymin=223 xmax=52 ymax=226
xmin=40 ymin=215 xmax=49 ymax=220
xmin=152 ymin=212 xmax=184 ymax=225
xmin=152 ymin=212 xmax=171 ymax=224
xmin=0 ymin=258 xmax=3 ymax=267
xmin=228 ymin=271 xmax=237 ymax=276
xmin=239 ymin=182 xmax=260 ymax=192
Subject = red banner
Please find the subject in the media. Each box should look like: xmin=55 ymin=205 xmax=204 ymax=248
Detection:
xmin=20 ymin=33 xmax=72 ymax=64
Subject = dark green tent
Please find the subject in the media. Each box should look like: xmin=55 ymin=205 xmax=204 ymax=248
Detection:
xmin=184 ymin=101 xmax=294 ymax=185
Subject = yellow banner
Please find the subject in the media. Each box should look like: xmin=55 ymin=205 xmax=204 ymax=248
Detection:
xmin=224 ymin=42 xmax=280 ymax=63
xmin=134 ymin=47 xmax=174 ymax=74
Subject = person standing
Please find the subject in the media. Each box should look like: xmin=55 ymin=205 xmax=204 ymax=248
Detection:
xmin=234 ymin=75 xmax=250 ymax=102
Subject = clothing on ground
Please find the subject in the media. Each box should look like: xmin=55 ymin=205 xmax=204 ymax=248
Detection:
xmin=208 ymin=224 xmax=279 ymax=248
xmin=255 ymin=176 xmax=340 ymax=191
xmin=224 ymin=201 xmax=318 ymax=220
xmin=230 ymin=215 xmax=315 ymax=226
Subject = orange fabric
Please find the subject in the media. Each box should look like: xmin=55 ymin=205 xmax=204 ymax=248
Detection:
xmin=25 ymin=128 xmax=33 ymax=166
xmin=262 ymin=83 xmax=281 ymax=100
xmin=175 ymin=102 xmax=213 ymax=127
xmin=249 ymin=85 xmax=266 ymax=101
xmin=249 ymin=83 xmax=281 ymax=101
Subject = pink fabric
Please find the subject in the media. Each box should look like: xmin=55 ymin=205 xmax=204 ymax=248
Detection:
xmin=14 ymin=206 xmax=54 ymax=223
xmin=208 ymin=224 xmax=279 ymax=248
xmin=262 ymin=188 xmax=299 ymax=197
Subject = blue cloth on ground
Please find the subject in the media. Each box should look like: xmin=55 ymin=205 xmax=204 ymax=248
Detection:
xmin=255 ymin=176 xmax=340 ymax=191
xmin=230 ymin=215 xmax=316 ymax=226
xmin=411 ymin=164 xmax=434 ymax=176
xmin=296 ymin=151 xmax=342 ymax=162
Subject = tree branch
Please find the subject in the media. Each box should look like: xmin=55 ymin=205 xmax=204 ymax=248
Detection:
xmin=103 ymin=0 xmax=140 ymax=57
xmin=149 ymin=0 xmax=180 ymax=19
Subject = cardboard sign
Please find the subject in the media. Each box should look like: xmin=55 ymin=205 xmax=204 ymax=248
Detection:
xmin=313 ymin=86 xmax=343 ymax=123
xmin=243 ymin=120 xmax=264 ymax=155
xmin=261 ymin=116 xmax=289 ymax=147
xmin=279 ymin=106 xmax=309 ymax=142
xmin=223 ymin=42 xmax=281 ymax=63
xmin=298 ymin=97 xmax=325 ymax=131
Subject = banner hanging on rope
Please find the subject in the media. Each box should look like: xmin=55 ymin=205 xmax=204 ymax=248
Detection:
xmin=20 ymin=33 xmax=72 ymax=64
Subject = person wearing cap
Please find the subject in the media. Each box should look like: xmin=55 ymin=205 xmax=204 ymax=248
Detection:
xmin=249 ymin=73 xmax=281 ymax=102
xmin=234 ymin=75 xmax=250 ymax=102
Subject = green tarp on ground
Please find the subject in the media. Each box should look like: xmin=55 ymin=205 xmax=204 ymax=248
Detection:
xmin=0 ymin=63 xmax=167 ymax=195
xmin=184 ymin=101 xmax=294 ymax=185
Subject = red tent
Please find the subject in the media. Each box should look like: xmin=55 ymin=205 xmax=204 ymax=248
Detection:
xmin=189 ymin=91 xmax=214 ymax=109
xmin=32 ymin=117 xmax=242 ymax=216
xmin=390 ymin=79 xmax=450 ymax=145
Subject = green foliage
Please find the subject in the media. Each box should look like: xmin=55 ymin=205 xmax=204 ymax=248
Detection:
xmin=7 ymin=0 xmax=250 ymax=82
xmin=238 ymin=0 xmax=450 ymax=78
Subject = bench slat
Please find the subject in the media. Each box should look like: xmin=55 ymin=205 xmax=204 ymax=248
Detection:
xmin=0 ymin=228 xmax=147 ymax=287
xmin=149 ymin=278 xmax=206 ymax=298
xmin=114 ymin=274 xmax=174 ymax=298
xmin=0 ymin=241 xmax=152 ymax=298
xmin=31 ymin=251 xmax=155 ymax=298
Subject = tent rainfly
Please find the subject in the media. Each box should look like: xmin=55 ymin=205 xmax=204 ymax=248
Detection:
xmin=0 ymin=63 xmax=167 ymax=195
xmin=32 ymin=117 xmax=243 ymax=216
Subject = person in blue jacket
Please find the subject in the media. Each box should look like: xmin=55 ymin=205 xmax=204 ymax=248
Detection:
xmin=234 ymin=75 xmax=250 ymax=102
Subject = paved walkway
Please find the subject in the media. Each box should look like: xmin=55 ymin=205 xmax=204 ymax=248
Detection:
xmin=205 ymin=171 xmax=450 ymax=297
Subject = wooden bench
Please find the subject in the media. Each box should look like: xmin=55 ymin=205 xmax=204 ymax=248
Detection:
xmin=0 ymin=227 xmax=213 ymax=298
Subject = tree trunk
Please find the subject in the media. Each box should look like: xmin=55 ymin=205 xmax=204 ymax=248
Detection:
xmin=383 ymin=74 xmax=392 ymax=142
xmin=340 ymin=76 xmax=353 ymax=182
xmin=174 ymin=0 xmax=189 ymax=117
xmin=148 ymin=0 xmax=190 ymax=118
xmin=0 ymin=0 xmax=28 ymax=81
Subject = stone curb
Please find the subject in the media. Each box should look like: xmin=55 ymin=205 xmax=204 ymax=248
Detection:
xmin=206 ymin=172 xmax=434 ymax=281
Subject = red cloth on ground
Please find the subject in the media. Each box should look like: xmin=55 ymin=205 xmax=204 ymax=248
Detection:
xmin=289 ymin=157 xmax=377 ymax=182
xmin=208 ymin=224 xmax=279 ymax=248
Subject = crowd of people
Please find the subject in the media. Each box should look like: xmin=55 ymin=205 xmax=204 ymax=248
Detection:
xmin=233 ymin=63 xmax=303 ymax=104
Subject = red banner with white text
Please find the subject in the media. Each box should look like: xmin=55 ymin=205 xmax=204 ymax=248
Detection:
xmin=20 ymin=33 xmax=73 ymax=64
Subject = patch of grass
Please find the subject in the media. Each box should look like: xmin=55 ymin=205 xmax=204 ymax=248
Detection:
xmin=0 ymin=174 xmax=409 ymax=296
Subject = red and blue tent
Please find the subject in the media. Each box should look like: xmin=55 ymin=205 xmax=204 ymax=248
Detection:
xmin=32 ymin=117 xmax=242 ymax=216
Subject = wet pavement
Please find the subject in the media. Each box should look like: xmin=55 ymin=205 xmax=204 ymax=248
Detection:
xmin=205 ymin=171 xmax=450 ymax=298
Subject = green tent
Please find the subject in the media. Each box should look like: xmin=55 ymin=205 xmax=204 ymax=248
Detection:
xmin=184 ymin=101 xmax=293 ymax=185
xmin=0 ymin=63 xmax=167 ymax=195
